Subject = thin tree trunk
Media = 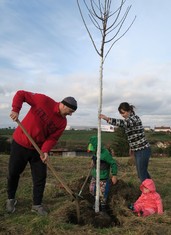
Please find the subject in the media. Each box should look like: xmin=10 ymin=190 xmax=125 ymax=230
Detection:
xmin=77 ymin=0 xmax=136 ymax=213
xmin=95 ymin=56 xmax=104 ymax=212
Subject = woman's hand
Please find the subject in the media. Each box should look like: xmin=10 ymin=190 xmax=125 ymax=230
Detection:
xmin=99 ymin=114 xmax=109 ymax=122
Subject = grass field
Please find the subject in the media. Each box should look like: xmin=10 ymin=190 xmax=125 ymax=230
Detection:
xmin=0 ymin=154 xmax=171 ymax=235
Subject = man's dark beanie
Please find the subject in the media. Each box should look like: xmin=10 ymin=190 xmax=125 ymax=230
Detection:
xmin=61 ymin=97 xmax=77 ymax=111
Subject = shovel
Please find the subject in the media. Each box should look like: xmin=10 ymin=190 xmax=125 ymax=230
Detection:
xmin=16 ymin=119 xmax=81 ymax=223
xmin=78 ymin=166 xmax=92 ymax=198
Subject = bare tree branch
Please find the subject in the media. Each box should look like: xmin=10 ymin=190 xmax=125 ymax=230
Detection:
xmin=105 ymin=6 xmax=133 ymax=43
xmin=104 ymin=15 xmax=136 ymax=61
xmin=77 ymin=0 xmax=101 ymax=56
xmin=77 ymin=0 xmax=135 ymax=59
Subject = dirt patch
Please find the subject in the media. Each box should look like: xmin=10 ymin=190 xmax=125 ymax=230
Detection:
xmin=56 ymin=178 xmax=141 ymax=228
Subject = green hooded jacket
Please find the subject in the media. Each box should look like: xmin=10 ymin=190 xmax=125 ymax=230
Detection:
xmin=88 ymin=136 xmax=117 ymax=180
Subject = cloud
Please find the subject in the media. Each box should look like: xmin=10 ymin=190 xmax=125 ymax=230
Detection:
xmin=0 ymin=0 xmax=170 ymax=129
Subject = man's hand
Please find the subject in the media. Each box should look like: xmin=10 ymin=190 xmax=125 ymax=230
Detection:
xmin=10 ymin=111 xmax=19 ymax=121
xmin=41 ymin=152 xmax=49 ymax=163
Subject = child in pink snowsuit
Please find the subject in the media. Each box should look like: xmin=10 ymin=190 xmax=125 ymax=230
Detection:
xmin=132 ymin=179 xmax=163 ymax=217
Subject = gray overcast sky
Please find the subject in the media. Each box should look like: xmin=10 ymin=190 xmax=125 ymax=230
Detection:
xmin=0 ymin=0 xmax=171 ymax=128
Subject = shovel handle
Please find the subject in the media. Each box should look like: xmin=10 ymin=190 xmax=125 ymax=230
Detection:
xmin=16 ymin=119 xmax=76 ymax=199
xmin=16 ymin=119 xmax=43 ymax=156
xmin=78 ymin=167 xmax=92 ymax=196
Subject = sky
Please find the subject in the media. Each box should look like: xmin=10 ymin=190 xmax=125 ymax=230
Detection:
xmin=0 ymin=0 xmax=171 ymax=129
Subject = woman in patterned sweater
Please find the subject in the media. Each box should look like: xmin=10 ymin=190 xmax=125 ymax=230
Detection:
xmin=100 ymin=102 xmax=151 ymax=182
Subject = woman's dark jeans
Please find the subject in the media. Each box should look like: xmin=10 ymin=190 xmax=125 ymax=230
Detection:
xmin=134 ymin=146 xmax=151 ymax=182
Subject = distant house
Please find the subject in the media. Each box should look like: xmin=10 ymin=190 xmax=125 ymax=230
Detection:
xmin=101 ymin=125 xmax=114 ymax=132
xmin=65 ymin=125 xmax=71 ymax=130
xmin=154 ymin=126 xmax=171 ymax=133
xmin=50 ymin=148 xmax=91 ymax=157
xmin=143 ymin=126 xmax=151 ymax=131
xmin=156 ymin=141 xmax=170 ymax=148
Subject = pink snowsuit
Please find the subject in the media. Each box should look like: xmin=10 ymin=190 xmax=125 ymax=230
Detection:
xmin=134 ymin=179 xmax=163 ymax=217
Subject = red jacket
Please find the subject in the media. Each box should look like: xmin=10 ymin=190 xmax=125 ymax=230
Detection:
xmin=12 ymin=90 xmax=67 ymax=153
xmin=134 ymin=179 xmax=163 ymax=215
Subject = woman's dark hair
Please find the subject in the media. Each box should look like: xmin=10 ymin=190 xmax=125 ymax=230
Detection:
xmin=118 ymin=102 xmax=135 ymax=115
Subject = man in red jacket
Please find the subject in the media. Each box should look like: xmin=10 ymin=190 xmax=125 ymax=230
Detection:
xmin=6 ymin=90 xmax=77 ymax=215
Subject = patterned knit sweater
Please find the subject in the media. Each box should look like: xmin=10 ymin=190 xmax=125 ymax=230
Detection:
xmin=108 ymin=113 xmax=150 ymax=151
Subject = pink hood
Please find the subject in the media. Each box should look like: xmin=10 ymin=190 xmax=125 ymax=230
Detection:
xmin=140 ymin=179 xmax=156 ymax=193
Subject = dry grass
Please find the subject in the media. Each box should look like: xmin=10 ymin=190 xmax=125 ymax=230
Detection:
xmin=0 ymin=155 xmax=171 ymax=235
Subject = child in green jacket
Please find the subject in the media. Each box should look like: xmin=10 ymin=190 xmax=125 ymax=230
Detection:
xmin=87 ymin=136 xmax=118 ymax=211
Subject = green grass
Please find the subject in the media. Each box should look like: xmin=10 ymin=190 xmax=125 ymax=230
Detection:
xmin=57 ymin=130 xmax=119 ymax=149
xmin=0 ymin=155 xmax=171 ymax=235
xmin=1 ymin=128 xmax=171 ymax=141
xmin=146 ymin=131 xmax=171 ymax=142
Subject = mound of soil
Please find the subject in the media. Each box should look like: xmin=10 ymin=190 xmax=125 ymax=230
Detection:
xmin=62 ymin=178 xmax=141 ymax=228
